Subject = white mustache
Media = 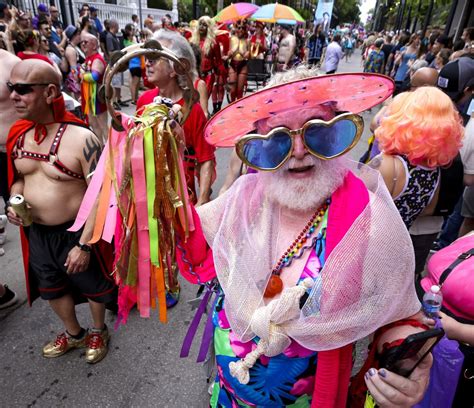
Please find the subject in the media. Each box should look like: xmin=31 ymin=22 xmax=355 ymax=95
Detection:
xmin=286 ymin=155 xmax=318 ymax=170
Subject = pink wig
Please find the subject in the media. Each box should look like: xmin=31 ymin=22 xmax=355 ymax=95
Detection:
xmin=375 ymin=86 xmax=464 ymax=168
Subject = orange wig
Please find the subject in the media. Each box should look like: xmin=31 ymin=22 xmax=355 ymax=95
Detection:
xmin=375 ymin=86 xmax=464 ymax=168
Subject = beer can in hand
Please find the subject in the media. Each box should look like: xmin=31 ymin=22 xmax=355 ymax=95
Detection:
xmin=9 ymin=194 xmax=32 ymax=226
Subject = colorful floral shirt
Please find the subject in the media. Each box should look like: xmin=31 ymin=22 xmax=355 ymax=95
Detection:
xmin=364 ymin=49 xmax=385 ymax=73
xmin=210 ymin=218 xmax=328 ymax=407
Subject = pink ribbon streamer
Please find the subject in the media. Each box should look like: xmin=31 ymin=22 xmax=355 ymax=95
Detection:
xmin=69 ymin=142 xmax=110 ymax=232
xmin=130 ymin=132 xmax=151 ymax=318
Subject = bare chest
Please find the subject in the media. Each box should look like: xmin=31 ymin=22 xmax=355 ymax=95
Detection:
xmin=13 ymin=125 xmax=84 ymax=182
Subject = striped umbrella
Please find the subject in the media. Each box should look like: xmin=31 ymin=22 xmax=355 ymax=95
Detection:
xmin=251 ymin=3 xmax=305 ymax=24
xmin=215 ymin=3 xmax=260 ymax=23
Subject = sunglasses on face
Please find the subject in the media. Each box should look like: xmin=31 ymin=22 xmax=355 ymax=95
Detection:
xmin=6 ymin=82 xmax=49 ymax=95
xmin=146 ymin=56 xmax=161 ymax=65
xmin=236 ymin=113 xmax=363 ymax=171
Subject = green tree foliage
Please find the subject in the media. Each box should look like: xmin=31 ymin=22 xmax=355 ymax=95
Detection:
xmin=176 ymin=0 xmax=193 ymax=22
xmin=383 ymin=0 xmax=452 ymax=30
xmin=333 ymin=0 xmax=361 ymax=24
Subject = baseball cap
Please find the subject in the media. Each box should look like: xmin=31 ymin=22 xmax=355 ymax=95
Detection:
xmin=38 ymin=3 xmax=49 ymax=13
xmin=90 ymin=6 xmax=97 ymax=12
xmin=437 ymin=55 xmax=474 ymax=101
xmin=64 ymin=25 xmax=79 ymax=40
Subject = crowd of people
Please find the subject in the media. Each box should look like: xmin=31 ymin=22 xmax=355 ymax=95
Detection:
xmin=0 ymin=1 xmax=474 ymax=407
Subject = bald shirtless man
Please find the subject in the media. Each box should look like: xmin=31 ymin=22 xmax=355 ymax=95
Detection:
xmin=5 ymin=60 xmax=115 ymax=364
xmin=410 ymin=67 xmax=438 ymax=89
xmin=276 ymin=25 xmax=296 ymax=72
xmin=80 ymin=33 xmax=108 ymax=144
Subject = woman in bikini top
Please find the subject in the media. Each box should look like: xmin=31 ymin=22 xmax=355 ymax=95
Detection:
xmin=228 ymin=20 xmax=250 ymax=102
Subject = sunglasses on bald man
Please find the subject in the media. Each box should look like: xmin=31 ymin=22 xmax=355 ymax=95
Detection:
xmin=6 ymin=82 xmax=50 ymax=95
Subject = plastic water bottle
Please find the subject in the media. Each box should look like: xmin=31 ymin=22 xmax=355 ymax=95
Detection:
xmin=422 ymin=285 xmax=443 ymax=318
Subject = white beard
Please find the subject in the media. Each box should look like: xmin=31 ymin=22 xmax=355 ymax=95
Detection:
xmin=259 ymin=156 xmax=348 ymax=212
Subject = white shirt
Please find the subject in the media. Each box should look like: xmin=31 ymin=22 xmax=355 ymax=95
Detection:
xmin=461 ymin=116 xmax=474 ymax=174
xmin=324 ymin=41 xmax=343 ymax=72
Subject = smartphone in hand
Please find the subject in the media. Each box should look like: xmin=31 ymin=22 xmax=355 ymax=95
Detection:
xmin=379 ymin=328 xmax=444 ymax=377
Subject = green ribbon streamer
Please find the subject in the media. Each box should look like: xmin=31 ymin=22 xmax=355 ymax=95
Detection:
xmin=144 ymin=127 xmax=160 ymax=266
xmin=90 ymin=82 xmax=97 ymax=116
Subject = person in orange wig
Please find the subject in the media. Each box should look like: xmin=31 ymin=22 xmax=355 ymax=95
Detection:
xmin=370 ymin=86 xmax=464 ymax=272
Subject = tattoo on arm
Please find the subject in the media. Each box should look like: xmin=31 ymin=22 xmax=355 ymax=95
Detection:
xmin=83 ymin=136 xmax=102 ymax=174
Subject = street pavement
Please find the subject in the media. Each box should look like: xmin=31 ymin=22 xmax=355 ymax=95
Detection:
xmin=0 ymin=51 xmax=379 ymax=407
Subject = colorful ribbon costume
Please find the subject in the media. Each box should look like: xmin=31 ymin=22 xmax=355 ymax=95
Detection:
xmin=70 ymin=103 xmax=194 ymax=325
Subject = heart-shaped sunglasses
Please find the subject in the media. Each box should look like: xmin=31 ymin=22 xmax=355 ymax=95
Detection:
xmin=236 ymin=113 xmax=364 ymax=171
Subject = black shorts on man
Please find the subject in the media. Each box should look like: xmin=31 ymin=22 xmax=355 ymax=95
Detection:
xmin=28 ymin=221 xmax=116 ymax=302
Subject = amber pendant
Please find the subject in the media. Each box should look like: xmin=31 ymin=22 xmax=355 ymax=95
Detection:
xmin=264 ymin=275 xmax=283 ymax=298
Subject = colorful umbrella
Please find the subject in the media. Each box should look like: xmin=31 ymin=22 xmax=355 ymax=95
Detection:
xmin=214 ymin=3 xmax=260 ymax=23
xmin=250 ymin=3 xmax=305 ymax=24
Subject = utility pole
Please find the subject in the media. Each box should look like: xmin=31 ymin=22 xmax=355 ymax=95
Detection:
xmin=412 ymin=0 xmax=422 ymax=33
xmin=444 ymin=0 xmax=459 ymax=36
xmin=217 ymin=0 xmax=224 ymax=12
xmin=405 ymin=1 xmax=411 ymax=31
xmin=138 ymin=0 xmax=143 ymax=29
xmin=67 ymin=0 xmax=75 ymax=26
xmin=193 ymin=0 xmax=198 ymax=19
xmin=372 ymin=0 xmax=380 ymax=31
xmin=422 ymin=0 xmax=434 ymax=37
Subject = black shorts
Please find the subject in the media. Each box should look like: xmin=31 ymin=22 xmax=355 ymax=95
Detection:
xmin=0 ymin=151 xmax=8 ymax=201
xmin=28 ymin=221 xmax=116 ymax=302
xmin=129 ymin=67 xmax=142 ymax=77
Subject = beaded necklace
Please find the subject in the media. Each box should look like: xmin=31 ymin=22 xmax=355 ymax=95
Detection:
xmin=264 ymin=198 xmax=331 ymax=298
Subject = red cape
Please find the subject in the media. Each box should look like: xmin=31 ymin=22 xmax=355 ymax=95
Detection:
xmin=6 ymin=95 xmax=96 ymax=305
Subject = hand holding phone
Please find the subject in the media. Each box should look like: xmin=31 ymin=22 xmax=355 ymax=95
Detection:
xmin=365 ymin=353 xmax=433 ymax=407
xmin=379 ymin=328 xmax=444 ymax=377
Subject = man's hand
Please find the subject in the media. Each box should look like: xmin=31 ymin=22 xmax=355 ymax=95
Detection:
xmin=65 ymin=246 xmax=91 ymax=274
xmin=6 ymin=206 xmax=25 ymax=226
xmin=365 ymin=353 xmax=433 ymax=407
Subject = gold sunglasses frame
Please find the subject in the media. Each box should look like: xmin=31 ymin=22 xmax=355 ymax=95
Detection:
xmin=235 ymin=113 xmax=364 ymax=172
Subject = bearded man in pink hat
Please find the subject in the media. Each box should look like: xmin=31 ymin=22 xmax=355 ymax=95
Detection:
xmin=176 ymin=68 xmax=433 ymax=407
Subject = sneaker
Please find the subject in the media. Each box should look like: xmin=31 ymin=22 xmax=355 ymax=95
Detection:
xmin=0 ymin=285 xmax=17 ymax=309
xmin=0 ymin=214 xmax=7 ymax=245
xmin=42 ymin=330 xmax=87 ymax=358
xmin=113 ymin=102 xmax=122 ymax=111
xmin=85 ymin=326 xmax=110 ymax=364
xmin=118 ymin=100 xmax=129 ymax=107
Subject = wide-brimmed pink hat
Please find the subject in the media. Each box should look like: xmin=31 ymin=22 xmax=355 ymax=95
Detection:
xmin=204 ymin=73 xmax=394 ymax=147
